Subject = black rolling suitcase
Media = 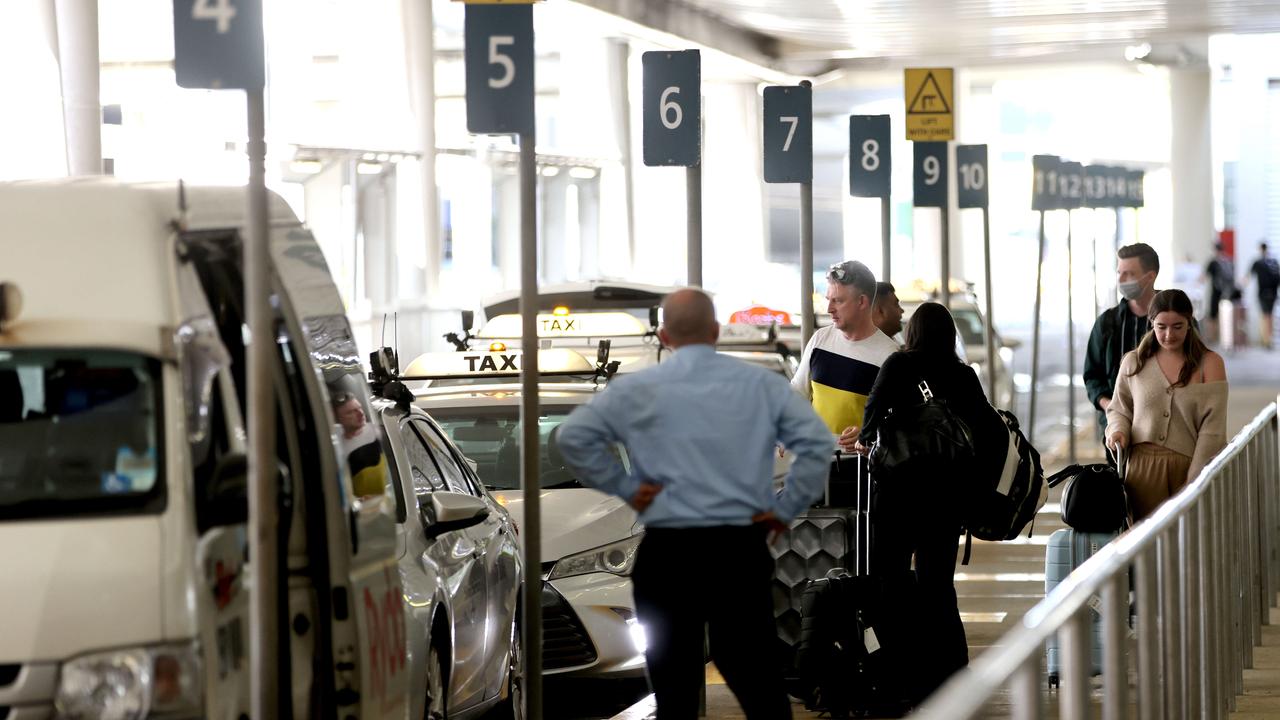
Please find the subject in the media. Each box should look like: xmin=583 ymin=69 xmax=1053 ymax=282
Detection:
xmin=773 ymin=453 xmax=914 ymax=718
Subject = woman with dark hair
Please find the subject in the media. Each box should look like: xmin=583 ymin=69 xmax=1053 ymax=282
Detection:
xmin=1106 ymin=289 xmax=1227 ymax=521
xmin=855 ymin=302 xmax=1004 ymax=700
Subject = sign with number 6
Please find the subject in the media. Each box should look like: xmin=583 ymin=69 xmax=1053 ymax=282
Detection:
xmin=642 ymin=50 xmax=701 ymax=167
xmin=464 ymin=4 xmax=534 ymax=134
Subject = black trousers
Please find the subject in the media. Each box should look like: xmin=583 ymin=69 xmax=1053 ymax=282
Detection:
xmin=631 ymin=525 xmax=791 ymax=720
xmin=871 ymin=482 xmax=969 ymax=701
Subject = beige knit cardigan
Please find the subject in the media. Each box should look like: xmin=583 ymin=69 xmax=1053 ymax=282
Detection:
xmin=1105 ymin=351 xmax=1228 ymax=483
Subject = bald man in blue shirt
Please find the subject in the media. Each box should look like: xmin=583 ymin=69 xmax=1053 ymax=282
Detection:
xmin=557 ymin=288 xmax=831 ymax=719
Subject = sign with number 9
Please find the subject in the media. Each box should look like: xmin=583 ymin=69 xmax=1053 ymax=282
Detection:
xmin=913 ymin=142 xmax=948 ymax=207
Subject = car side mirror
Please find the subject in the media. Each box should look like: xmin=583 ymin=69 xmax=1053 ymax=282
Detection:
xmin=199 ymin=452 xmax=248 ymax=533
xmin=422 ymin=491 xmax=490 ymax=539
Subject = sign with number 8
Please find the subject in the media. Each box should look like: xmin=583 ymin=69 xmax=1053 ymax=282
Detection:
xmin=849 ymin=115 xmax=891 ymax=198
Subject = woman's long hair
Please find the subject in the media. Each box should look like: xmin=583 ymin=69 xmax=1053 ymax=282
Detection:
xmin=904 ymin=302 xmax=960 ymax=362
xmin=1128 ymin=289 xmax=1209 ymax=387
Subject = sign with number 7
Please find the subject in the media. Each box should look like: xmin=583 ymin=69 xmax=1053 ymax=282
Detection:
xmin=763 ymin=85 xmax=812 ymax=183
xmin=464 ymin=4 xmax=535 ymax=134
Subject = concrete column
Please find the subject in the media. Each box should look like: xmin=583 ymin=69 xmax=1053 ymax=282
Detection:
xmin=605 ymin=38 xmax=636 ymax=271
xmin=402 ymin=0 xmax=440 ymax=300
xmin=52 ymin=0 xmax=102 ymax=176
xmin=1170 ymin=64 xmax=1215 ymax=264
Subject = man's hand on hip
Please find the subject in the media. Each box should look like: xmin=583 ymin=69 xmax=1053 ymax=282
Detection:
xmin=752 ymin=511 xmax=788 ymax=545
xmin=629 ymin=482 xmax=663 ymax=512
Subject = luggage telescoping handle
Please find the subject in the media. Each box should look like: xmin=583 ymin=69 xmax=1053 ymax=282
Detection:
xmin=1116 ymin=445 xmax=1127 ymax=482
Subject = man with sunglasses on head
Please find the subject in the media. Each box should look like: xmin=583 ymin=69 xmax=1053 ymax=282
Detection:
xmin=792 ymin=262 xmax=899 ymax=485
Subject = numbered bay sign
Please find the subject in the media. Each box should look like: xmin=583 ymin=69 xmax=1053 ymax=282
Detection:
xmin=955 ymin=144 xmax=988 ymax=209
xmin=913 ymin=142 xmax=948 ymax=208
xmin=1059 ymin=161 xmax=1085 ymax=210
xmin=173 ymin=0 xmax=265 ymax=89
xmin=642 ymin=50 xmax=701 ymax=167
xmin=1127 ymin=169 xmax=1146 ymax=208
xmin=1031 ymin=155 xmax=1061 ymax=211
xmin=464 ymin=4 xmax=535 ymax=134
xmin=763 ymin=85 xmax=812 ymax=183
xmin=1084 ymin=165 xmax=1109 ymax=208
xmin=849 ymin=115 xmax=891 ymax=198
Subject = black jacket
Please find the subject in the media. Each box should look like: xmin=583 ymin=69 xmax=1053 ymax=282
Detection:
xmin=862 ymin=350 xmax=1006 ymax=465
xmin=1083 ymin=300 xmax=1149 ymax=412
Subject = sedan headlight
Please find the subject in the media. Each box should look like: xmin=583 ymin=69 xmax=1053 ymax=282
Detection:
xmin=548 ymin=534 xmax=643 ymax=581
xmin=56 ymin=642 xmax=202 ymax=720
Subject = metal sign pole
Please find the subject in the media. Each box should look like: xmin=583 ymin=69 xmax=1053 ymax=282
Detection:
xmin=1029 ymin=210 xmax=1046 ymax=444
xmin=245 ymin=85 xmax=278 ymax=720
xmin=940 ymin=202 xmax=951 ymax=308
xmin=1067 ymin=210 xmax=1077 ymax=464
xmin=881 ymin=196 xmax=892 ymax=285
xmin=982 ymin=206 xmax=996 ymax=403
xmin=517 ymin=130 xmax=543 ymax=720
xmin=801 ymin=180 xmax=814 ymax=347
xmin=1091 ymin=211 xmax=1099 ymax=321
xmin=688 ymin=163 xmax=703 ymax=287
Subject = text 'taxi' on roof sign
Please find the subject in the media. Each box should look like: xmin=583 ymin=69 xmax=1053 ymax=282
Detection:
xmin=904 ymin=68 xmax=954 ymax=142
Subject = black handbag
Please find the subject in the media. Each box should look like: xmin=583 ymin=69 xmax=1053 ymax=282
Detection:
xmin=1046 ymin=448 xmax=1131 ymax=533
xmin=869 ymin=367 xmax=975 ymax=477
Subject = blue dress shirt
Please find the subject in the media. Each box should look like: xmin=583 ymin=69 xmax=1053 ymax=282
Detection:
xmin=556 ymin=344 xmax=832 ymax=528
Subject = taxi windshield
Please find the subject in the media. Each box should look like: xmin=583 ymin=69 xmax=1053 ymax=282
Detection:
xmin=432 ymin=404 xmax=629 ymax=491
xmin=0 ymin=349 xmax=164 ymax=520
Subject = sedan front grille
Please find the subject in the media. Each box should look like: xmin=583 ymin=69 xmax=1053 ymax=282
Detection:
xmin=541 ymin=583 xmax=598 ymax=670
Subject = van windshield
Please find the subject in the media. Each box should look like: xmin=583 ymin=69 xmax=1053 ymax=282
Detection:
xmin=0 ymin=349 xmax=164 ymax=520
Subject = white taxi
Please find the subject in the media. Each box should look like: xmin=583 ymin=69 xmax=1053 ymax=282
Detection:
xmin=398 ymin=349 xmax=648 ymax=680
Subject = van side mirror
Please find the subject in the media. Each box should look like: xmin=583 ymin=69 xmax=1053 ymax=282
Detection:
xmin=461 ymin=310 xmax=475 ymax=332
xmin=421 ymin=491 xmax=490 ymax=539
xmin=199 ymin=452 xmax=248 ymax=532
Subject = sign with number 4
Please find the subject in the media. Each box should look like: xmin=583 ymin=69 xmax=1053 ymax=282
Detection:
xmin=848 ymin=115 xmax=891 ymax=198
xmin=173 ymin=0 xmax=264 ymax=90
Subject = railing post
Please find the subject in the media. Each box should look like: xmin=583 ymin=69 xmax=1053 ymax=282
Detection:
xmin=1246 ymin=444 xmax=1263 ymax=652
xmin=1201 ymin=487 xmax=1219 ymax=720
xmin=1159 ymin=528 xmax=1184 ymax=718
xmin=1060 ymin=609 xmax=1091 ymax=720
xmin=1102 ymin=572 xmax=1128 ymax=720
xmin=1013 ymin=654 xmax=1043 ymax=720
xmin=1183 ymin=505 xmax=1202 ymax=718
xmin=1219 ymin=475 xmax=1237 ymax=714
xmin=1233 ymin=457 xmax=1247 ymax=694
xmin=1137 ymin=546 xmax=1162 ymax=720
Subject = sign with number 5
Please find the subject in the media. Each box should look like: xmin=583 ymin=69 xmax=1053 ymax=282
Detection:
xmin=642 ymin=50 xmax=701 ymax=167
xmin=464 ymin=5 xmax=534 ymax=134
xmin=173 ymin=0 xmax=264 ymax=89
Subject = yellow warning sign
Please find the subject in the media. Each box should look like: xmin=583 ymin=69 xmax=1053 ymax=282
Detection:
xmin=904 ymin=68 xmax=954 ymax=141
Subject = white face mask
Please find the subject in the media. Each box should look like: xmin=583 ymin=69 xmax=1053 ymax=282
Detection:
xmin=1119 ymin=280 xmax=1144 ymax=301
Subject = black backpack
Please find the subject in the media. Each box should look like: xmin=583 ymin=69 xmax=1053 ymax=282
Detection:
xmin=960 ymin=409 xmax=1047 ymax=563
xmin=869 ymin=362 xmax=975 ymax=478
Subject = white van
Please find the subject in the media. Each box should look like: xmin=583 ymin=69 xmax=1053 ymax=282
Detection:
xmin=0 ymin=179 xmax=408 ymax=719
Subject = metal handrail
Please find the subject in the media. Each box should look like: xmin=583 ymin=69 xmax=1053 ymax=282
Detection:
xmin=914 ymin=398 xmax=1280 ymax=720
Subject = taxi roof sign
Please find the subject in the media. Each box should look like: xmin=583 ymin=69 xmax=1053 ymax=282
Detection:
xmin=729 ymin=305 xmax=792 ymax=326
xmin=477 ymin=311 xmax=650 ymax=340
xmin=403 ymin=348 xmax=595 ymax=379
xmin=904 ymin=68 xmax=954 ymax=142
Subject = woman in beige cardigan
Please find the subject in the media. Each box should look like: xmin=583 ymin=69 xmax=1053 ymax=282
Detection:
xmin=1105 ymin=289 xmax=1228 ymax=521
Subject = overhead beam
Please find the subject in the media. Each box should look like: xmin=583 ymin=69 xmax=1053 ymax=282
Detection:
xmin=573 ymin=0 xmax=780 ymax=70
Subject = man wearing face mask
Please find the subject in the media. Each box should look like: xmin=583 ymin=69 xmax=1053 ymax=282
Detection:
xmin=1084 ymin=243 xmax=1160 ymax=443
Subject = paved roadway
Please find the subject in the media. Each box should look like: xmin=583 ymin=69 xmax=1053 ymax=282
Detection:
xmin=546 ymin=348 xmax=1278 ymax=720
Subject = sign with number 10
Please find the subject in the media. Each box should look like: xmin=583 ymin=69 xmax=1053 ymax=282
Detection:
xmin=848 ymin=115 xmax=891 ymax=198
xmin=464 ymin=4 xmax=535 ymax=135
xmin=955 ymin=144 xmax=988 ymax=209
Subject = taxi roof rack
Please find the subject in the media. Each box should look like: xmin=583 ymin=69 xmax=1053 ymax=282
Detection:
xmin=369 ymin=340 xmax=620 ymax=409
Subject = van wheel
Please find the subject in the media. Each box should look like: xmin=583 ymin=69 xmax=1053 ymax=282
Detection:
xmin=425 ymin=643 xmax=448 ymax=720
